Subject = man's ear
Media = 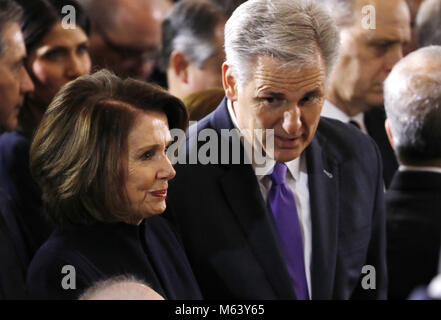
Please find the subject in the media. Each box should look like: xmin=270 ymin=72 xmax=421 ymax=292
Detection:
xmin=385 ymin=118 xmax=395 ymax=149
xmin=170 ymin=51 xmax=189 ymax=84
xmin=222 ymin=62 xmax=238 ymax=102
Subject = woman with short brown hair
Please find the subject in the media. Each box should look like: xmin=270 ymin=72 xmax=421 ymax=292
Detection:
xmin=27 ymin=70 xmax=201 ymax=300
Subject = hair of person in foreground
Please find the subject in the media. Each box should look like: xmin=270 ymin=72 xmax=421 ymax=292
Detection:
xmin=79 ymin=275 xmax=165 ymax=300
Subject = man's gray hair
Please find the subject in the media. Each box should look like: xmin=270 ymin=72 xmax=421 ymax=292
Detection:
xmin=0 ymin=0 xmax=23 ymax=56
xmin=384 ymin=45 xmax=441 ymax=164
xmin=225 ymin=0 xmax=340 ymax=86
xmin=159 ymin=0 xmax=226 ymax=72
xmin=416 ymin=0 xmax=441 ymax=48
xmin=316 ymin=0 xmax=358 ymax=27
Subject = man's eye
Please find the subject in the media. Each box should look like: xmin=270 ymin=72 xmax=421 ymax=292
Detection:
xmin=260 ymin=97 xmax=284 ymax=108
xmin=300 ymin=95 xmax=316 ymax=105
xmin=77 ymin=44 xmax=90 ymax=55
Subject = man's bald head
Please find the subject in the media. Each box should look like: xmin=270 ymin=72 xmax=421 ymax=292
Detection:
xmin=384 ymin=46 xmax=441 ymax=165
xmin=79 ymin=275 xmax=165 ymax=300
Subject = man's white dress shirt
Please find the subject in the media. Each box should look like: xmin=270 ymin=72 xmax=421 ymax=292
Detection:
xmin=227 ymin=99 xmax=312 ymax=296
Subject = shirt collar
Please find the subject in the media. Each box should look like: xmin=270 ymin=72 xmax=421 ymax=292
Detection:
xmin=321 ymin=100 xmax=367 ymax=133
xmin=227 ymin=99 xmax=301 ymax=180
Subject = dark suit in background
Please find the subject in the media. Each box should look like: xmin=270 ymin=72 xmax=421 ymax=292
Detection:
xmin=167 ymin=99 xmax=387 ymax=299
xmin=0 ymin=191 xmax=29 ymax=299
xmin=0 ymin=131 xmax=53 ymax=255
xmin=387 ymin=170 xmax=441 ymax=299
xmin=364 ymin=107 xmax=399 ymax=188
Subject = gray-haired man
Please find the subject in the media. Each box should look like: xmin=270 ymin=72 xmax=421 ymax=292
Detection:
xmin=167 ymin=0 xmax=387 ymax=299
xmin=0 ymin=0 xmax=33 ymax=299
xmin=0 ymin=0 xmax=33 ymax=133
xmin=384 ymin=46 xmax=441 ymax=299
xmin=319 ymin=0 xmax=411 ymax=187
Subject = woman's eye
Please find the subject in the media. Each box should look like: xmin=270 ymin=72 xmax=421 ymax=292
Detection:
xmin=44 ymin=50 xmax=65 ymax=61
xmin=77 ymin=44 xmax=89 ymax=55
xmin=140 ymin=151 xmax=154 ymax=161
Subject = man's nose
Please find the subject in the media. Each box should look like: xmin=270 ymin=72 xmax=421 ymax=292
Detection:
xmin=282 ymin=106 xmax=302 ymax=135
xmin=66 ymin=54 xmax=89 ymax=79
xmin=20 ymin=68 xmax=34 ymax=94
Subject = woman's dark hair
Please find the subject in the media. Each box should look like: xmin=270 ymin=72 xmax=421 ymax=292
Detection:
xmin=15 ymin=0 xmax=90 ymax=52
xmin=30 ymin=69 xmax=188 ymax=229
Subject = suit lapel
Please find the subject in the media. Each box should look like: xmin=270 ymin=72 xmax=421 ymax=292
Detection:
xmin=212 ymin=99 xmax=296 ymax=299
xmin=219 ymin=165 xmax=296 ymax=299
xmin=306 ymin=133 xmax=340 ymax=299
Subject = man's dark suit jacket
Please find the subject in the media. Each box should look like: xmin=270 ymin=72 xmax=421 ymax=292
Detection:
xmin=167 ymin=98 xmax=388 ymax=299
xmin=364 ymin=107 xmax=398 ymax=188
xmin=387 ymin=170 xmax=441 ymax=300
xmin=0 ymin=191 xmax=29 ymax=299
xmin=0 ymin=131 xmax=53 ymax=254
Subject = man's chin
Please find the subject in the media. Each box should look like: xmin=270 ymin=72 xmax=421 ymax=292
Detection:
xmin=273 ymin=148 xmax=303 ymax=163
xmin=3 ymin=116 xmax=19 ymax=132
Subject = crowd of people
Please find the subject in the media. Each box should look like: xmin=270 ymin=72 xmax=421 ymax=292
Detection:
xmin=1 ymin=0 xmax=441 ymax=300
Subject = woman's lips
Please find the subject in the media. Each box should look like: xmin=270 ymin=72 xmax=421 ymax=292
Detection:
xmin=151 ymin=189 xmax=167 ymax=198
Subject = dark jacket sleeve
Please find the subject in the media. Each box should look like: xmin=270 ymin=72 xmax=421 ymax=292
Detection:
xmin=351 ymin=137 xmax=388 ymax=299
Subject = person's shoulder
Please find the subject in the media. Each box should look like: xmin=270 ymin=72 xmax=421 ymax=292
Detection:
xmin=143 ymin=215 xmax=179 ymax=243
xmin=0 ymin=131 xmax=29 ymax=150
xmin=0 ymin=131 xmax=30 ymax=166
xmin=28 ymin=230 xmax=74 ymax=268
xmin=27 ymin=228 xmax=96 ymax=299
xmin=318 ymin=116 xmax=380 ymax=162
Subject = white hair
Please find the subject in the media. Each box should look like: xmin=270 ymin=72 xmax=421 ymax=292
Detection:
xmin=224 ymin=0 xmax=340 ymax=86
xmin=316 ymin=0 xmax=358 ymax=27
xmin=384 ymin=46 xmax=441 ymax=163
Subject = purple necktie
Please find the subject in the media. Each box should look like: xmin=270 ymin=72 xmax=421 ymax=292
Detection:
xmin=268 ymin=162 xmax=309 ymax=300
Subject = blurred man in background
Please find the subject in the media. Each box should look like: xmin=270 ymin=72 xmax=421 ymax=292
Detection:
xmin=416 ymin=0 xmax=441 ymax=48
xmin=78 ymin=0 xmax=172 ymax=80
xmin=319 ymin=0 xmax=411 ymax=187
xmin=159 ymin=0 xmax=226 ymax=100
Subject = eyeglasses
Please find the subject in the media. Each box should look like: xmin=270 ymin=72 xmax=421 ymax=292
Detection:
xmin=97 ymin=27 xmax=159 ymax=64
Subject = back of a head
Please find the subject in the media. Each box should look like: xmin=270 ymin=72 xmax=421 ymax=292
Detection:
xmin=384 ymin=45 xmax=441 ymax=164
xmin=416 ymin=0 xmax=441 ymax=47
xmin=0 ymin=0 xmax=23 ymax=56
xmin=159 ymin=0 xmax=226 ymax=72
xmin=79 ymin=275 xmax=165 ymax=300
xmin=224 ymin=0 xmax=339 ymax=86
